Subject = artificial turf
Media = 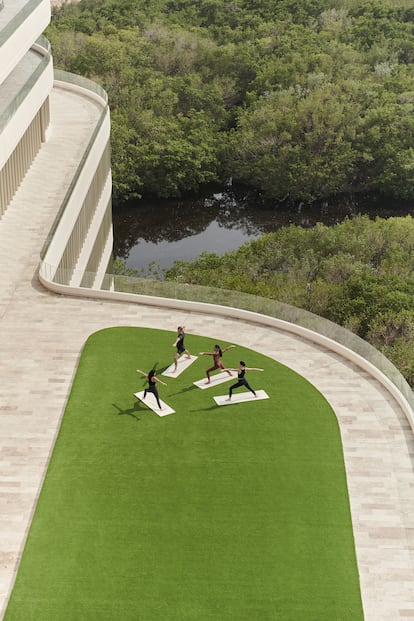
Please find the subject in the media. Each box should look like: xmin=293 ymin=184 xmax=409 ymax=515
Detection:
xmin=4 ymin=327 xmax=364 ymax=620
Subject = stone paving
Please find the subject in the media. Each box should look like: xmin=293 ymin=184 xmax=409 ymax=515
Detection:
xmin=1 ymin=85 xmax=414 ymax=620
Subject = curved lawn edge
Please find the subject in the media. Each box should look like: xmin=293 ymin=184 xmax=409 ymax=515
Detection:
xmin=4 ymin=327 xmax=364 ymax=621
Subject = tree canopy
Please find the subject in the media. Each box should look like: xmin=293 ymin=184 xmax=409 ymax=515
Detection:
xmin=165 ymin=214 xmax=414 ymax=386
xmin=48 ymin=0 xmax=414 ymax=203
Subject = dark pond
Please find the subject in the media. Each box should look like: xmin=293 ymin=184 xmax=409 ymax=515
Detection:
xmin=112 ymin=188 xmax=414 ymax=275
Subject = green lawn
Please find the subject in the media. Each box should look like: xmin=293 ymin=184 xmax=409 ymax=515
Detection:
xmin=4 ymin=327 xmax=363 ymax=620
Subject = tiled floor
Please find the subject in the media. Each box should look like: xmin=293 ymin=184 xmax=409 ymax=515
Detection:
xmin=1 ymin=85 xmax=414 ymax=619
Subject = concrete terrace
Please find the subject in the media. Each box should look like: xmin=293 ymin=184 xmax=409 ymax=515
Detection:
xmin=1 ymin=85 xmax=414 ymax=620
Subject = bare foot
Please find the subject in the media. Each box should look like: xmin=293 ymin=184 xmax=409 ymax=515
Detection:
xmin=205 ymin=381 xmax=210 ymax=385
xmin=225 ymin=398 xmax=231 ymax=401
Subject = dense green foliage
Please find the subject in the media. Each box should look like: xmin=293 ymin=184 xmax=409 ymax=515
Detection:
xmin=165 ymin=215 xmax=414 ymax=385
xmin=48 ymin=0 xmax=414 ymax=202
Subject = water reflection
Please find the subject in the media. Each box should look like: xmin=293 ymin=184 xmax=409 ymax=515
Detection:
xmin=112 ymin=189 xmax=414 ymax=273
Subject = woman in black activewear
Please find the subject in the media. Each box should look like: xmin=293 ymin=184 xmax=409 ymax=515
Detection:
xmin=136 ymin=368 xmax=166 ymax=410
xmin=172 ymin=326 xmax=191 ymax=372
xmin=225 ymin=361 xmax=263 ymax=400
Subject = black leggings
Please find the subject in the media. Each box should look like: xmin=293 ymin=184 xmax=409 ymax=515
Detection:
xmin=144 ymin=385 xmax=161 ymax=409
xmin=229 ymin=379 xmax=256 ymax=397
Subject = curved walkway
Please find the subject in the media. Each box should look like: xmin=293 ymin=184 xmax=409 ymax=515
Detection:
xmin=1 ymin=87 xmax=414 ymax=620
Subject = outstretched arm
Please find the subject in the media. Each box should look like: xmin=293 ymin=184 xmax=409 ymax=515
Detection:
xmin=136 ymin=369 xmax=148 ymax=378
xmin=245 ymin=367 xmax=264 ymax=372
xmin=222 ymin=345 xmax=236 ymax=353
xmin=199 ymin=351 xmax=213 ymax=356
xmin=154 ymin=377 xmax=167 ymax=386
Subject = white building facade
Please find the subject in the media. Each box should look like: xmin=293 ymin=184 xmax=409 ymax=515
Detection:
xmin=0 ymin=0 xmax=113 ymax=289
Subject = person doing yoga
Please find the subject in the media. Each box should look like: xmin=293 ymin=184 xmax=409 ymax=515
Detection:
xmin=199 ymin=344 xmax=235 ymax=384
xmin=136 ymin=368 xmax=166 ymax=410
xmin=172 ymin=326 xmax=191 ymax=372
xmin=225 ymin=361 xmax=263 ymax=400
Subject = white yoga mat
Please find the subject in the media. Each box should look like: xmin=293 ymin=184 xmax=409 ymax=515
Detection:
xmin=193 ymin=371 xmax=236 ymax=389
xmin=162 ymin=355 xmax=198 ymax=377
xmin=133 ymin=391 xmax=175 ymax=416
xmin=213 ymin=390 xmax=269 ymax=406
